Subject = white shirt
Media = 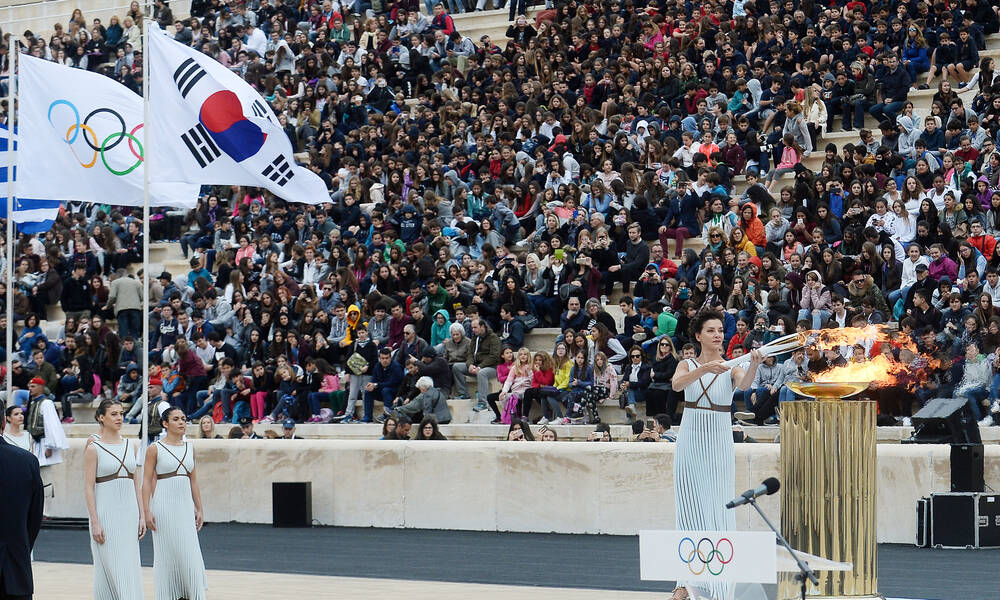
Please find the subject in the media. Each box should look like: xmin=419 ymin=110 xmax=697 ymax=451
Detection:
xmin=901 ymin=256 xmax=931 ymax=288
xmin=246 ymin=27 xmax=268 ymax=55
xmin=888 ymin=213 xmax=916 ymax=243
xmin=924 ymin=187 xmax=956 ymax=212
xmin=672 ymin=143 xmax=699 ymax=167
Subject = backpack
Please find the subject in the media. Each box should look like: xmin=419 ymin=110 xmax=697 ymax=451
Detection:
xmin=27 ymin=397 xmax=48 ymax=439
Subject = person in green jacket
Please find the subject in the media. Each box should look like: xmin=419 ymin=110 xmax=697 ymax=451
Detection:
xmin=425 ymin=280 xmax=450 ymax=316
xmin=330 ymin=16 xmax=352 ymax=44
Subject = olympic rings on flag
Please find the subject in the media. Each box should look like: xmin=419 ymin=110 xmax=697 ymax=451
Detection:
xmin=47 ymin=100 xmax=144 ymax=176
xmin=677 ymin=536 xmax=734 ymax=576
xmin=100 ymin=132 xmax=143 ymax=176
xmin=65 ymin=123 xmax=98 ymax=168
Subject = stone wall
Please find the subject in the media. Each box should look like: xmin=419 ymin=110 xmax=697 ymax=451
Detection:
xmin=42 ymin=439 xmax=1000 ymax=544
xmin=0 ymin=0 xmax=191 ymax=39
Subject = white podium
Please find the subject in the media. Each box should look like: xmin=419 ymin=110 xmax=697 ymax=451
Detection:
xmin=640 ymin=530 xmax=852 ymax=600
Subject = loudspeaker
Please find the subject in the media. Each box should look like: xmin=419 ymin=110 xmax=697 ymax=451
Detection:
xmin=951 ymin=444 xmax=985 ymax=492
xmin=904 ymin=398 xmax=982 ymax=444
xmin=272 ymin=482 xmax=312 ymax=528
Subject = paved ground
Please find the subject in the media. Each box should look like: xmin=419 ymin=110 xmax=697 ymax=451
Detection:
xmin=32 ymin=562 xmax=665 ymax=600
xmin=34 ymin=524 xmax=998 ymax=599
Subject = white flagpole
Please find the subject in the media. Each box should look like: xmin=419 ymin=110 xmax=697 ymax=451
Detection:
xmin=140 ymin=14 xmax=151 ymax=451
xmin=6 ymin=35 xmax=17 ymax=406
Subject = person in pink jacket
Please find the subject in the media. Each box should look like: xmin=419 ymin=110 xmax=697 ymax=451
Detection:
xmin=928 ymin=243 xmax=958 ymax=282
xmin=765 ymin=133 xmax=804 ymax=191
xmin=797 ymin=270 xmax=832 ymax=329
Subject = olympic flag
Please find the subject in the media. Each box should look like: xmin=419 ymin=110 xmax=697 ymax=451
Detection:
xmin=146 ymin=22 xmax=329 ymax=205
xmin=16 ymin=54 xmax=198 ymax=207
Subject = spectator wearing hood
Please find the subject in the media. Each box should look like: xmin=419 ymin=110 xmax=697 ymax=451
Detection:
xmin=846 ymin=271 xmax=890 ymax=315
xmin=633 ymin=263 xmax=666 ymax=304
xmin=394 ymin=205 xmax=423 ymax=243
xmin=118 ymin=363 xmax=145 ymax=420
xmin=430 ymin=309 xmax=452 ymax=347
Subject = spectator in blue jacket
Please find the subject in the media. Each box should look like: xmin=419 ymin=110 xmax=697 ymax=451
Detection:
xmin=394 ymin=205 xmax=422 ymax=243
xmin=659 ymin=185 xmax=708 ymax=260
xmin=487 ymin=195 xmax=521 ymax=242
xmin=364 ymin=347 xmax=404 ymax=423
xmin=901 ymin=30 xmax=930 ymax=85
xmin=869 ymin=54 xmax=911 ymax=123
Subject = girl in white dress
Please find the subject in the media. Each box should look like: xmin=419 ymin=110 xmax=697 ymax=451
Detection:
xmin=3 ymin=405 xmax=33 ymax=453
xmin=143 ymin=406 xmax=207 ymax=600
xmin=84 ymin=400 xmax=145 ymax=600
xmin=671 ymin=311 xmax=762 ymax=600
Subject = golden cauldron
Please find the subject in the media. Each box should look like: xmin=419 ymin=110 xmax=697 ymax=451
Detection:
xmin=778 ymin=382 xmax=881 ymax=599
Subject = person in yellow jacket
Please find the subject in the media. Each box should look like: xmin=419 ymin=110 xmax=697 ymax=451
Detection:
xmin=340 ymin=304 xmax=363 ymax=350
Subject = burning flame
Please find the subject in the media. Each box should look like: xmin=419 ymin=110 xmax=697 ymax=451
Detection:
xmin=802 ymin=326 xmax=945 ymax=389
xmin=811 ymin=354 xmax=908 ymax=384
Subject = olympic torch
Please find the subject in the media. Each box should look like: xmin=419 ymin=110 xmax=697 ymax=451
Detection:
xmin=722 ymin=332 xmax=807 ymax=369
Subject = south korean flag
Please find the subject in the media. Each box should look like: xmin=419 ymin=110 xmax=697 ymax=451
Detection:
xmin=147 ymin=23 xmax=329 ymax=204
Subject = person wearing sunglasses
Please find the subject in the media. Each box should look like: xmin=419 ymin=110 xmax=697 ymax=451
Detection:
xmin=619 ymin=347 xmax=652 ymax=421
xmin=646 ymin=336 xmax=680 ymax=420
xmin=901 ymin=25 xmax=930 ymax=88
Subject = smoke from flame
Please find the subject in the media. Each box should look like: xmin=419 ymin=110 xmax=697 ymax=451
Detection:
xmin=803 ymin=326 xmax=944 ymax=389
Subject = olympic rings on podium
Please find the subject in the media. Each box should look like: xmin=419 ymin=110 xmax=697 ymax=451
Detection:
xmin=677 ymin=536 xmax=735 ymax=576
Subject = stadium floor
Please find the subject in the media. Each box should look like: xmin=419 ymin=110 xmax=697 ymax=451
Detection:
xmin=34 ymin=524 xmax=994 ymax=599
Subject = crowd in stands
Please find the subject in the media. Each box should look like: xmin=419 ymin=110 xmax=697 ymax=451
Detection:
xmin=6 ymin=0 xmax=1000 ymax=441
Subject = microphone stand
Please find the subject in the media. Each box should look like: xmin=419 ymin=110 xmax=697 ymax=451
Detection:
xmin=746 ymin=497 xmax=818 ymax=600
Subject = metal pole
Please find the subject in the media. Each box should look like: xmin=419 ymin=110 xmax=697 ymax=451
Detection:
xmin=140 ymin=14 xmax=150 ymax=451
xmin=5 ymin=35 xmax=16 ymax=406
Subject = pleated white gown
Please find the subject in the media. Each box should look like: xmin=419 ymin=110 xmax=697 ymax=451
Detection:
xmin=150 ymin=441 xmax=207 ymax=600
xmin=674 ymin=358 xmax=736 ymax=600
xmin=90 ymin=439 xmax=144 ymax=600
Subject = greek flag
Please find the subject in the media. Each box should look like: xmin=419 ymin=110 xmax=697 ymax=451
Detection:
xmin=0 ymin=124 xmax=61 ymax=234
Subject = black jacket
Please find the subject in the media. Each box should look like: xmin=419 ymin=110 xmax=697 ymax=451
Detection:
xmin=500 ymin=317 xmax=526 ymax=350
xmin=650 ymin=355 xmax=678 ymax=386
xmin=61 ymin=273 xmax=91 ymax=313
xmin=348 ymin=339 xmax=379 ymax=376
xmin=0 ymin=438 xmax=44 ymax=596
xmin=877 ymin=65 xmax=911 ymax=103
xmin=417 ymin=356 xmax=452 ymax=392
xmin=621 ymin=361 xmax=652 ymax=389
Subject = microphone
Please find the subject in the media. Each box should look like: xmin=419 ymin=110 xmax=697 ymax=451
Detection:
xmin=725 ymin=477 xmax=780 ymax=509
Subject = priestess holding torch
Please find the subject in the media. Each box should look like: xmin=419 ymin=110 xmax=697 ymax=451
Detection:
xmin=670 ymin=310 xmax=796 ymax=600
